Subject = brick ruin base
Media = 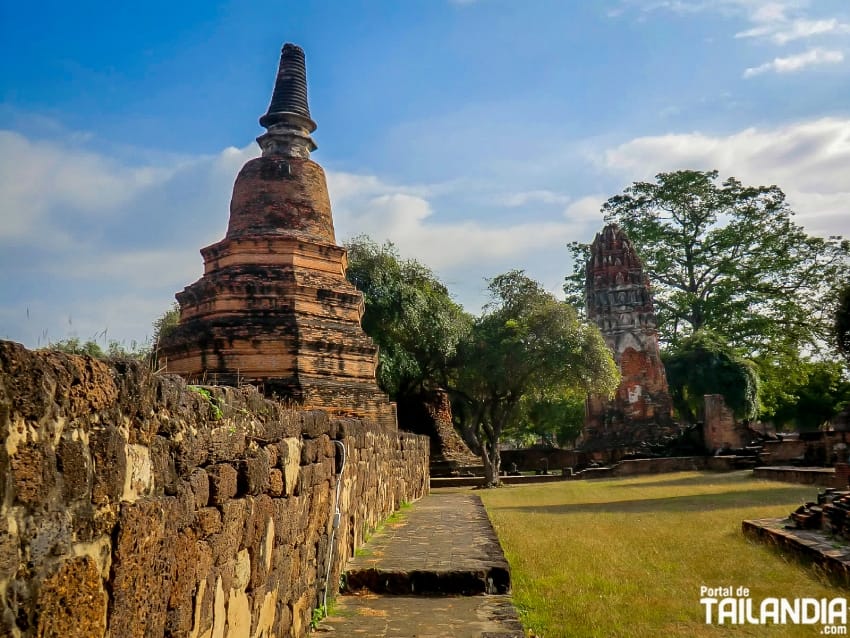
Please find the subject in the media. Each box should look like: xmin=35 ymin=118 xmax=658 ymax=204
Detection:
xmin=396 ymin=389 xmax=479 ymax=475
xmin=0 ymin=340 xmax=429 ymax=638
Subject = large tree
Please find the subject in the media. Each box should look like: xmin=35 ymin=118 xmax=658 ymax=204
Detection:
xmin=565 ymin=170 xmax=849 ymax=359
xmin=503 ymin=392 xmax=586 ymax=449
xmin=451 ymin=271 xmax=618 ymax=486
xmin=663 ymin=330 xmax=759 ymax=424
xmin=767 ymin=359 xmax=850 ymax=432
xmin=344 ymin=236 xmax=471 ymax=397
xmin=838 ymin=282 xmax=850 ymax=367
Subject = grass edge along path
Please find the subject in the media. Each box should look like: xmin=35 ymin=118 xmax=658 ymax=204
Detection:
xmin=478 ymin=471 xmax=843 ymax=638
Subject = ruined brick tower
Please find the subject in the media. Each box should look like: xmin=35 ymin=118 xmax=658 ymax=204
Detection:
xmin=158 ymin=44 xmax=396 ymax=427
xmin=581 ymin=224 xmax=674 ymax=451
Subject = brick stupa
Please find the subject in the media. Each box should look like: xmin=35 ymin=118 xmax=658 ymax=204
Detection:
xmin=158 ymin=43 xmax=396 ymax=428
xmin=581 ymin=224 xmax=675 ymax=451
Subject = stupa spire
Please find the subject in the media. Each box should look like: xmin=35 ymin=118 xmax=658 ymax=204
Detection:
xmin=257 ymin=43 xmax=317 ymax=158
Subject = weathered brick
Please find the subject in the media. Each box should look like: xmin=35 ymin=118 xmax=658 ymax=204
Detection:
xmin=189 ymin=467 xmax=211 ymax=509
xmin=35 ymin=557 xmax=107 ymax=638
xmin=268 ymin=469 xmax=284 ymax=497
xmin=90 ymin=426 xmax=126 ymax=505
xmin=10 ymin=440 xmax=54 ymax=507
xmin=238 ymin=452 xmax=270 ymax=496
xmin=207 ymin=463 xmax=238 ymax=505
xmin=196 ymin=507 xmax=223 ymax=536
xmin=57 ymin=437 xmax=89 ymax=501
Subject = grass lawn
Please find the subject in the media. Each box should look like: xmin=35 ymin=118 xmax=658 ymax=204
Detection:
xmin=478 ymin=471 xmax=844 ymax=638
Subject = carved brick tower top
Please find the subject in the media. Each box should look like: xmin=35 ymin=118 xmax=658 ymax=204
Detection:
xmin=158 ymin=44 xmax=396 ymax=427
xmin=581 ymin=224 xmax=674 ymax=451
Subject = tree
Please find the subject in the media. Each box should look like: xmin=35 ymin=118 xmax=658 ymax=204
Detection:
xmin=505 ymin=392 xmax=586 ymax=448
xmin=451 ymin=271 xmax=619 ymax=486
xmin=152 ymin=302 xmax=180 ymax=348
xmin=344 ymin=236 xmax=471 ymax=397
xmin=767 ymin=359 xmax=850 ymax=432
xmin=663 ymin=330 xmax=759 ymax=424
xmin=565 ymin=170 xmax=850 ymax=359
xmin=837 ymin=283 xmax=850 ymax=367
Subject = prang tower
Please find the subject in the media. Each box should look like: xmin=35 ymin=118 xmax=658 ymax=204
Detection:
xmin=158 ymin=44 xmax=396 ymax=427
xmin=582 ymin=224 xmax=674 ymax=450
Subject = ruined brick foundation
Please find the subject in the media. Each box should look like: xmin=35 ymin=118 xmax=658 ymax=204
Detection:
xmin=0 ymin=340 xmax=429 ymax=637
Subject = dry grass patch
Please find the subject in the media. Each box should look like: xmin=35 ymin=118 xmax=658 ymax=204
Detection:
xmin=479 ymin=471 xmax=843 ymax=638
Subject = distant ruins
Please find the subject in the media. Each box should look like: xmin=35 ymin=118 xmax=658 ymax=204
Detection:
xmin=158 ymin=44 xmax=395 ymax=427
xmin=581 ymin=224 xmax=675 ymax=453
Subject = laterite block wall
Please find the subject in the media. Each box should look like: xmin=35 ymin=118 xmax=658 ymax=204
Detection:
xmin=0 ymin=340 xmax=429 ymax=637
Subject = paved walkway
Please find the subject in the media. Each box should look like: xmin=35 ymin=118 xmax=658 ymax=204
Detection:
xmin=317 ymin=492 xmax=524 ymax=637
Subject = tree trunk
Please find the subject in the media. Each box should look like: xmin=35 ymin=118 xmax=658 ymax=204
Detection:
xmin=481 ymin=436 xmax=501 ymax=487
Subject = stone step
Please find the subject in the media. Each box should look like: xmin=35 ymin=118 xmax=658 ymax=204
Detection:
xmin=343 ymin=564 xmax=510 ymax=596
xmin=317 ymin=593 xmax=524 ymax=637
xmin=340 ymin=493 xmax=511 ymax=596
xmin=318 ymin=492 xmax=523 ymax=637
xmin=429 ymin=458 xmax=485 ymax=478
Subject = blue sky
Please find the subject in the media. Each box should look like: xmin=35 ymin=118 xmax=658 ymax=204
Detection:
xmin=2 ymin=0 xmax=849 ymax=349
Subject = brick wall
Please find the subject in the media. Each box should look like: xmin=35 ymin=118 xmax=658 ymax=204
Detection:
xmin=0 ymin=340 xmax=428 ymax=637
xmin=703 ymin=394 xmax=747 ymax=451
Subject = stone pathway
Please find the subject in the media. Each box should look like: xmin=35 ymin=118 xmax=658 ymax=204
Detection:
xmin=317 ymin=492 xmax=525 ymax=637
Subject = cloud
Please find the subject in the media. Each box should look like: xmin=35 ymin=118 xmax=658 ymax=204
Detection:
xmin=327 ymin=173 xmax=582 ymax=271
xmin=618 ymin=0 xmax=850 ymax=80
xmin=737 ymin=18 xmax=850 ymax=44
xmin=0 ymin=131 xmax=176 ymax=241
xmin=743 ymin=47 xmax=844 ymax=76
xmin=563 ymin=196 xmax=607 ymax=222
xmin=0 ymin=130 xmax=262 ymax=348
xmin=603 ymin=116 xmax=850 ymax=237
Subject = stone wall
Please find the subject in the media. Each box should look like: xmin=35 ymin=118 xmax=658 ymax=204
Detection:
xmin=0 ymin=340 xmax=429 ymax=637
xmin=752 ymin=466 xmax=836 ymax=487
xmin=761 ymin=439 xmax=808 ymax=465
xmin=499 ymin=448 xmax=587 ymax=473
xmin=704 ymin=394 xmax=748 ymax=451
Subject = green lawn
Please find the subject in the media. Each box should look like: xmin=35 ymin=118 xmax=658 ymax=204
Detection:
xmin=478 ymin=471 xmax=845 ymax=638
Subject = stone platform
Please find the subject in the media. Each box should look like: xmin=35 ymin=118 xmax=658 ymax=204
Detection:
xmin=318 ymin=492 xmax=524 ymax=637
xmin=742 ymin=518 xmax=850 ymax=588
xmin=753 ymin=465 xmax=837 ymax=487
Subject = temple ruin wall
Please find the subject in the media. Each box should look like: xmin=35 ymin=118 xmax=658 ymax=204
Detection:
xmin=0 ymin=340 xmax=429 ymax=637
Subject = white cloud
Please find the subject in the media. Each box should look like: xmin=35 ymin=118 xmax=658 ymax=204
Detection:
xmin=328 ymin=173 xmax=582 ymax=271
xmin=0 ymin=131 xmax=260 ymax=348
xmin=603 ymin=117 xmax=850 ymax=238
xmin=0 ymin=131 xmax=177 ymax=240
xmin=620 ymin=0 xmax=850 ymax=78
xmin=563 ymin=196 xmax=607 ymax=222
xmin=737 ymin=18 xmax=850 ymax=44
xmin=743 ymin=47 xmax=844 ymax=76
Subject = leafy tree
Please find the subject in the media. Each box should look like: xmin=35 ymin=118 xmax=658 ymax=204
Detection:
xmin=663 ymin=330 xmax=759 ymax=424
xmin=344 ymin=236 xmax=471 ymax=397
xmin=767 ymin=359 xmax=850 ymax=432
xmin=565 ymin=170 xmax=849 ymax=358
xmin=505 ymin=392 xmax=586 ymax=448
xmin=753 ymin=346 xmax=813 ymax=424
xmin=451 ymin=271 xmax=619 ymax=486
xmin=152 ymin=302 xmax=180 ymax=347
xmin=837 ymin=283 xmax=850 ymax=367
